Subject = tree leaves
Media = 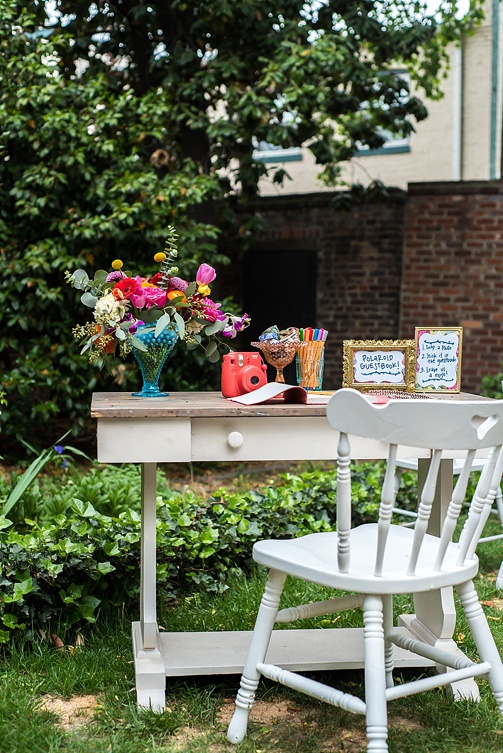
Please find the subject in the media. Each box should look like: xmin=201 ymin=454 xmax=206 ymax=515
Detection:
xmin=18 ymin=0 xmax=483 ymax=197
xmin=0 ymin=4 xmax=227 ymax=453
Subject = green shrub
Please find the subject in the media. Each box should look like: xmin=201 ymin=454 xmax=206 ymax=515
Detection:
xmin=0 ymin=9 xmax=227 ymax=459
xmin=479 ymin=371 xmax=503 ymax=400
xmin=0 ymin=462 xmax=393 ymax=643
xmin=0 ymin=457 xmax=496 ymax=648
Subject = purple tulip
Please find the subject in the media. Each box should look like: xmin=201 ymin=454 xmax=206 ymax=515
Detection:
xmin=196 ymin=264 xmax=216 ymax=286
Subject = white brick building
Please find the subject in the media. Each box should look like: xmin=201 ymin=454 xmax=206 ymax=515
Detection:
xmin=257 ymin=0 xmax=503 ymax=195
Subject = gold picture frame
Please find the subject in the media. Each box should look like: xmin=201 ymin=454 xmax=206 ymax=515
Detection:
xmin=342 ymin=339 xmax=415 ymax=391
xmin=414 ymin=327 xmax=463 ymax=393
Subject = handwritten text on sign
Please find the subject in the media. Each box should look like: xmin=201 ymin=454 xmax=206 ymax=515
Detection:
xmin=353 ymin=350 xmax=406 ymax=385
xmin=415 ymin=330 xmax=460 ymax=390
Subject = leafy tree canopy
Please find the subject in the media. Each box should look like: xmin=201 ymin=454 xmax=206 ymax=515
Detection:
xmin=36 ymin=0 xmax=484 ymax=196
xmin=0 ymin=0 xmax=484 ymax=454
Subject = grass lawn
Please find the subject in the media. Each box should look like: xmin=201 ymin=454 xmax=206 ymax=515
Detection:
xmin=2 ymin=548 xmax=503 ymax=753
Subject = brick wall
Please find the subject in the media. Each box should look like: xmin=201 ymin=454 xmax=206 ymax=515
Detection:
xmin=400 ymin=181 xmax=503 ymax=392
xmin=223 ymin=181 xmax=503 ymax=393
xmin=222 ymin=192 xmax=406 ymax=388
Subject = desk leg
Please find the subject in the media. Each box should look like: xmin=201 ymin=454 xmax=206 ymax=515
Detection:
xmin=140 ymin=462 xmax=158 ymax=648
xmin=399 ymin=458 xmax=479 ymax=700
xmin=134 ymin=462 xmax=165 ymax=711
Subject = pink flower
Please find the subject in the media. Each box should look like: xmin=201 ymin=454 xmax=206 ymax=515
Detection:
xmin=129 ymin=276 xmax=167 ymax=308
xmin=142 ymin=286 xmax=167 ymax=308
xmin=167 ymin=276 xmax=188 ymax=292
xmin=200 ymin=298 xmax=224 ymax=323
xmin=196 ymin=263 xmax=216 ymax=286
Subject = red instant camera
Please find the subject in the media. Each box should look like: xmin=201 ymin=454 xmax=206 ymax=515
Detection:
xmin=221 ymin=352 xmax=268 ymax=398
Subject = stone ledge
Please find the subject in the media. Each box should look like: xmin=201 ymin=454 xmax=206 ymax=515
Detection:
xmin=407 ymin=180 xmax=503 ymax=196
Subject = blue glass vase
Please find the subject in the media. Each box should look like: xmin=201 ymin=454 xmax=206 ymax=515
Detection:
xmin=132 ymin=325 xmax=178 ymax=398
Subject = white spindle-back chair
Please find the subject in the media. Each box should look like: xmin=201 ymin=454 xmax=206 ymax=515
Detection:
xmin=227 ymin=389 xmax=503 ymax=753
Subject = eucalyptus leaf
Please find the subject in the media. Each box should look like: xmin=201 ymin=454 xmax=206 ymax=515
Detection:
xmin=129 ymin=335 xmax=148 ymax=352
xmin=208 ymin=348 xmax=221 ymax=363
xmin=72 ymin=269 xmax=89 ymax=289
xmin=204 ymin=320 xmax=224 ymax=336
xmin=94 ymin=269 xmax=108 ymax=284
xmin=81 ymin=291 xmax=98 ymax=308
xmin=205 ymin=340 xmax=218 ymax=358
xmin=155 ymin=312 xmax=171 ymax=337
xmin=186 ymin=340 xmax=200 ymax=350
xmin=140 ymin=309 xmax=162 ymax=323
xmin=115 ymin=327 xmax=126 ymax=341
xmin=174 ymin=312 xmax=185 ymax=340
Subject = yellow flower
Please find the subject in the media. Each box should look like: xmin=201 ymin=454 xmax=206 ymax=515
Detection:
xmin=154 ymin=252 xmax=167 ymax=263
xmin=111 ymin=259 xmax=123 ymax=270
xmin=197 ymin=284 xmax=211 ymax=297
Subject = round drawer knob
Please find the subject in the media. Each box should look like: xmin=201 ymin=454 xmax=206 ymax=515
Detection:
xmin=227 ymin=431 xmax=244 ymax=448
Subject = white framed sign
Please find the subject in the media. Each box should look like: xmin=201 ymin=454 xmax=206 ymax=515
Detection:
xmin=414 ymin=327 xmax=463 ymax=393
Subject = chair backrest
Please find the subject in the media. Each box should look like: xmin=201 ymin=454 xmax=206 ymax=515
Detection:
xmin=326 ymin=389 xmax=503 ymax=577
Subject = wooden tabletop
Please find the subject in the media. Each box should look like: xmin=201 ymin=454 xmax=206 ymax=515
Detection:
xmin=90 ymin=391 xmax=329 ymax=419
xmin=90 ymin=390 xmax=492 ymax=420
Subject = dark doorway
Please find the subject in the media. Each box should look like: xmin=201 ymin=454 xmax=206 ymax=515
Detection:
xmin=242 ymin=249 xmax=317 ymax=383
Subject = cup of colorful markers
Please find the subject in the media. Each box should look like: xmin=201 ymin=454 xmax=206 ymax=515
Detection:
xmin=295 ymin=328 xmax=328 ymax=391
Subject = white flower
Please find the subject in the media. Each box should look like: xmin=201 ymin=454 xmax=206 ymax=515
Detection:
xmin=93 ymin=293 xmax=128 ymax=325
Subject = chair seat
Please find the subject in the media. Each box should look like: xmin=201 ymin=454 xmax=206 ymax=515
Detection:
xmin=253 ymin=524 xmax=480 ymax=595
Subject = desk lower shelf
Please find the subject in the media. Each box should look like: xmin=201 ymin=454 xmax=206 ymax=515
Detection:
xmin=131 ymin=623 xmax=484 ymax=713
xmin=132 ymin=622 xmax=434 ymax=678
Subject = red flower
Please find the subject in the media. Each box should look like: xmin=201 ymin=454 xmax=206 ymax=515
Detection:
xmin=112 ymin=277 xmax=142 ymax=300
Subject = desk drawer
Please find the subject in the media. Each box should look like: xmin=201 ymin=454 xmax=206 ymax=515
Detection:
xmin=97 ymin=418 xmax=192 ymax=463
xmin=191 ymin=418 xmax=430 ymax=462
xmin=191 ymin=417 xmax=338 ymax=462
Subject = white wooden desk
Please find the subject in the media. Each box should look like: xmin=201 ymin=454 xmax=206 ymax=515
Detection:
xmin=91 ymin=391 xmax=486 ymax=711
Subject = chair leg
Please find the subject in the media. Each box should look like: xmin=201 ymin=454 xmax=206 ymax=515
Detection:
xmin=382 ymin=594 xmax=394 ymax=689
xmin=227 ymin=569 xmax=286 ymax=744
xmin=456 ymin=580 xmax=503 ymax=714
xmin=363 ymin=594 xmax=389 ymax=752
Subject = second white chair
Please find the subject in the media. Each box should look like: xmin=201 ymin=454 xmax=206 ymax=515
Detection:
xmin=394 ymin=458 xmax=503 ymax=543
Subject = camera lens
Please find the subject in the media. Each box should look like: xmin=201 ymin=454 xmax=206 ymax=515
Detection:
xmin=237 ymin=364 xmax=264 ymax=394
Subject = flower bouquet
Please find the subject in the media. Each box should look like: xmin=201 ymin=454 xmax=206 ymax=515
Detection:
xmin=65 ymin=227 xmax=250 ymax=397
